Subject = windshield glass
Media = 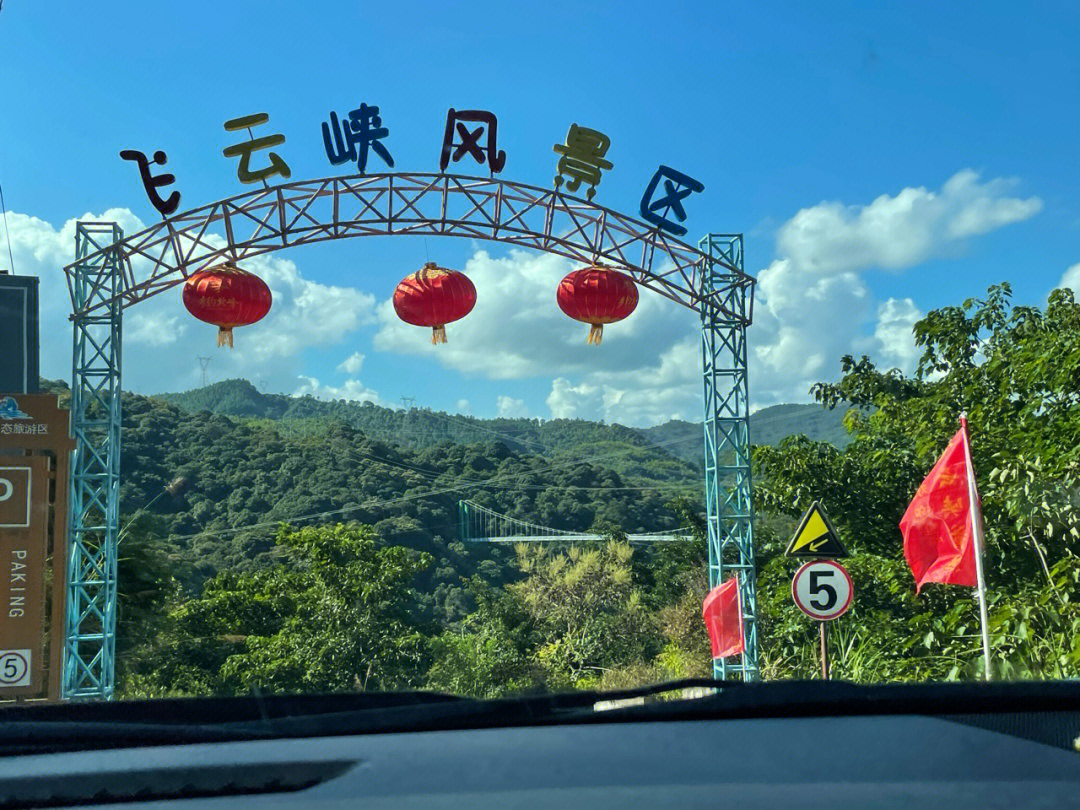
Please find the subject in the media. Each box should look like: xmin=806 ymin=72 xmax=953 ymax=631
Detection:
xmin=0 ymin=1 xmax=1077 ymax=711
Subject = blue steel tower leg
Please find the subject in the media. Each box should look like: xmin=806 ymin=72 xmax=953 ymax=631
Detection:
xmin=700 ymin=233 xmax=758 ymax=681
xmin=64 ymin=222 xmax=124 ymax=699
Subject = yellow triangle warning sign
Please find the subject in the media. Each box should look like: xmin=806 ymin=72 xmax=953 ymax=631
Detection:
xmin=784 ymin=501 xmax=847 ymax=558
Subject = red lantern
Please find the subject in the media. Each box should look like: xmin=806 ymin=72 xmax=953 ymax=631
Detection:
xmin=182 ymin=262 xmax=272 ymax=348
xmin=556 ymin=264 xmax=638 ymax=344
xmin=393 ymin=262 xmax=476 ymax=344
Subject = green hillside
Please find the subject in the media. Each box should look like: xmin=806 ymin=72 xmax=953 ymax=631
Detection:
xmin=635 ymin=405 xmax=850 ymax=464
xmin=114 ymin=389 xmax=693 ymax=611
xmin=750 ymin=403 xmax=851 ymax=446
xmin=159 ymin=380 xmax=851 ymax=475
xmin=158 ymin=380 xmax=702 ymax=484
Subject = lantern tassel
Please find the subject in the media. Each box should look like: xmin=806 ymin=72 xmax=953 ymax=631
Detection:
xmin=217 ymin=326 xmax=234 ymax=349
xmin=587 ymin=323 xmax=604 ymax=345
xmin=432 ymin=325 xmax=447 ymax=344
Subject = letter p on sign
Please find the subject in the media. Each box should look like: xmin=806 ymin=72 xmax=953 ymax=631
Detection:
xmin=0 ymin=467 xmax=31 ymax=528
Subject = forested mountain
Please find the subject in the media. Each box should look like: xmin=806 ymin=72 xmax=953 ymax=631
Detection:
xmin=749 ymin=403 xmax=850 ymax=447
xmin=45 ymin=284 xmax=1080 ymax=700
xmin=635 ymin=404 xmax=851 ymax=464
xmin=159 ymin=380 xmax=656 ymax=455
xmin=109 ymin=380 xmax=842 ymax=633
xmin=113 ymin=390 xmax=694 ymax=623
xmin=108 ymin=389 xmax=712 ymax=695
xmin=159 ymin=379 xmax=851 ymax=473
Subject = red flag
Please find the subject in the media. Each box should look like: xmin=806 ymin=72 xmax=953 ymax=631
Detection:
xmin=900 ymin=426 xmax=978 ymax=593
xmin=702 ymin=577 xmax=744 ymax=658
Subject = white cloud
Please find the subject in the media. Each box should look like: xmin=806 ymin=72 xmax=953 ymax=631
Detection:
xmin=749 ymin=260 xmax=869 ymax=402
xmin=336 ymin=351 xmax=365 ymax=374
xmin=0 ymin=208 xmax=167 ymax=384
xmin=0 ymin=207 xmax=376 ymax=394
xmin=776 ymin=170 xmax=1041 ymax=274
xmin=126 ymin=310 xmax=186 ymax=347
xmin=239 ymin=254 xmax=376 ymax=362
xmin=546 ymin=340 xmax=701 ymax=426
xmin=372 ymin=248 xmax=701 ymax=425
xmin=1060 ymin=262 xmax=1080 ymax=292
xmin=367 ymin=170 xmax=1039 ymax=423
xmin=872 ymin=297 xmax=923 ymax=371
xmin=747 ymin=170 xmax=1040 ymax=407
xmin=547 ymin=378 xmax=603 ymax=419
xmin=456 ymin=398 xmax=471 ymax=414
xmin=496 ymin=395 xmax=529 ymax=418
xmin=293 ymin=375 xmax=382 ymax=404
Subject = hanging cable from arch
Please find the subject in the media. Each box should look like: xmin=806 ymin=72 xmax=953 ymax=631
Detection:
xmin=0 ymin=180 xmax=15 ymax=274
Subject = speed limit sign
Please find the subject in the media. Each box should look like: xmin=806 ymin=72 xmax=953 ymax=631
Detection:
xmin=791 ymin=559 xmax=853 ymax=621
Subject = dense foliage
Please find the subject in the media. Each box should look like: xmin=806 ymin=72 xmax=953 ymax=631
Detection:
xmin=121 ymin=524 xmax=711 ymax=698
xmin=107 ymin=283 xmax=1080 ymax=696
xmin=117 ymin=393 xmax=691 ymax=613
xmin=755 ymin=284 xmax=1080 ymax=680
xmin=123 ymin=524 xmax=432 ymax=696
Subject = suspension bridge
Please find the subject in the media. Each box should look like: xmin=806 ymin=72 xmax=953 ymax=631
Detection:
xmin=459 ymin=500 xmax=692 ymax=544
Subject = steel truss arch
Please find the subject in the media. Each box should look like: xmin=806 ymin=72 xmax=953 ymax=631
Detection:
xmin=62 ymin=174 xmax=759 ymax=699
xmin=63 ymin=173 xmax=753 ymax=322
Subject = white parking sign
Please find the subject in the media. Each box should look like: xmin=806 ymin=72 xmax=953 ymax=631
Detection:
xmin=791 ymin=560 xmax=853 ymax=621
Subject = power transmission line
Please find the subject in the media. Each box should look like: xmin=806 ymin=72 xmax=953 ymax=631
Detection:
xmin=419 ymin=408 xmax=553 ymax=454
xmin=0 ymin=180 xmax=15 ymax=275
xmin=197 ymin=356 xmax=211 ymax=387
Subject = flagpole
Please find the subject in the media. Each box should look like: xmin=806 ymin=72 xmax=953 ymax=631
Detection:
xmin=960 ymin=412 xmax=993 ymax=681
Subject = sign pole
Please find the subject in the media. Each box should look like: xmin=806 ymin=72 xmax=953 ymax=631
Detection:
xmin=791 ymin=557 xmax=852 ymax=681
xmin=819 ymin=620 xmax=829 ymax=680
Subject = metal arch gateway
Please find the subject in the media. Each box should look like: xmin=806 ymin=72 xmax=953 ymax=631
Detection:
xmin=63 ymin=173 xmax=758 ymax=699
xmin=63 ymin=173 xmax=752 ymax=320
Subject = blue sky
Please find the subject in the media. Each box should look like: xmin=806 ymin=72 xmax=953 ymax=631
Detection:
xmin=1 ymin=1 xmax=1076 ymax=425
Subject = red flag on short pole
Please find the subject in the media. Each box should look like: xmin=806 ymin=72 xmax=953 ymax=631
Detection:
xmin=900 ymin=427 xmax=978 ymax=593
xmin=702 ymin=576 xmax=744 ymax=659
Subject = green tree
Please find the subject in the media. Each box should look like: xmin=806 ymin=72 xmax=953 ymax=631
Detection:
xmin=425 ymin=577 xmax=544 ymax=698
xmin=511 ymin=541 xmax=662 ymax=689
xmin=754 ymin=284 xmax=1080 ymax=680
xmin=122 ymin=523 xmax=432 ymax=696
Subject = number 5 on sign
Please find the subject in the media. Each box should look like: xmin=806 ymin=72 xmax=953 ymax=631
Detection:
xmin=0 ymin=650 xmax=31 ymax=688
xmin=792 ymin=560 xmax=852 ymax=621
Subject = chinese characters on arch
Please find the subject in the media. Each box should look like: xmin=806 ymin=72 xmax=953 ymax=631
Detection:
xmin=323 ymin=104 xmax=394 ymax=173
xmin=119 ymin=150 xmax=180 ymax=216
xmin=119 ymin=105 xmax=707 ymax=237
xmin=223 ymin=113 xmax=292 ymax=185
xmin=441 ymin=108 xmax=504 ymax=174
xmin=553 ymin=124 xmax=612 ymax=199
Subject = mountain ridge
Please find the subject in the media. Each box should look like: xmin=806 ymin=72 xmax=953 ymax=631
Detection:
xmin=156 ymin=379 xmax=851 ymax=466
